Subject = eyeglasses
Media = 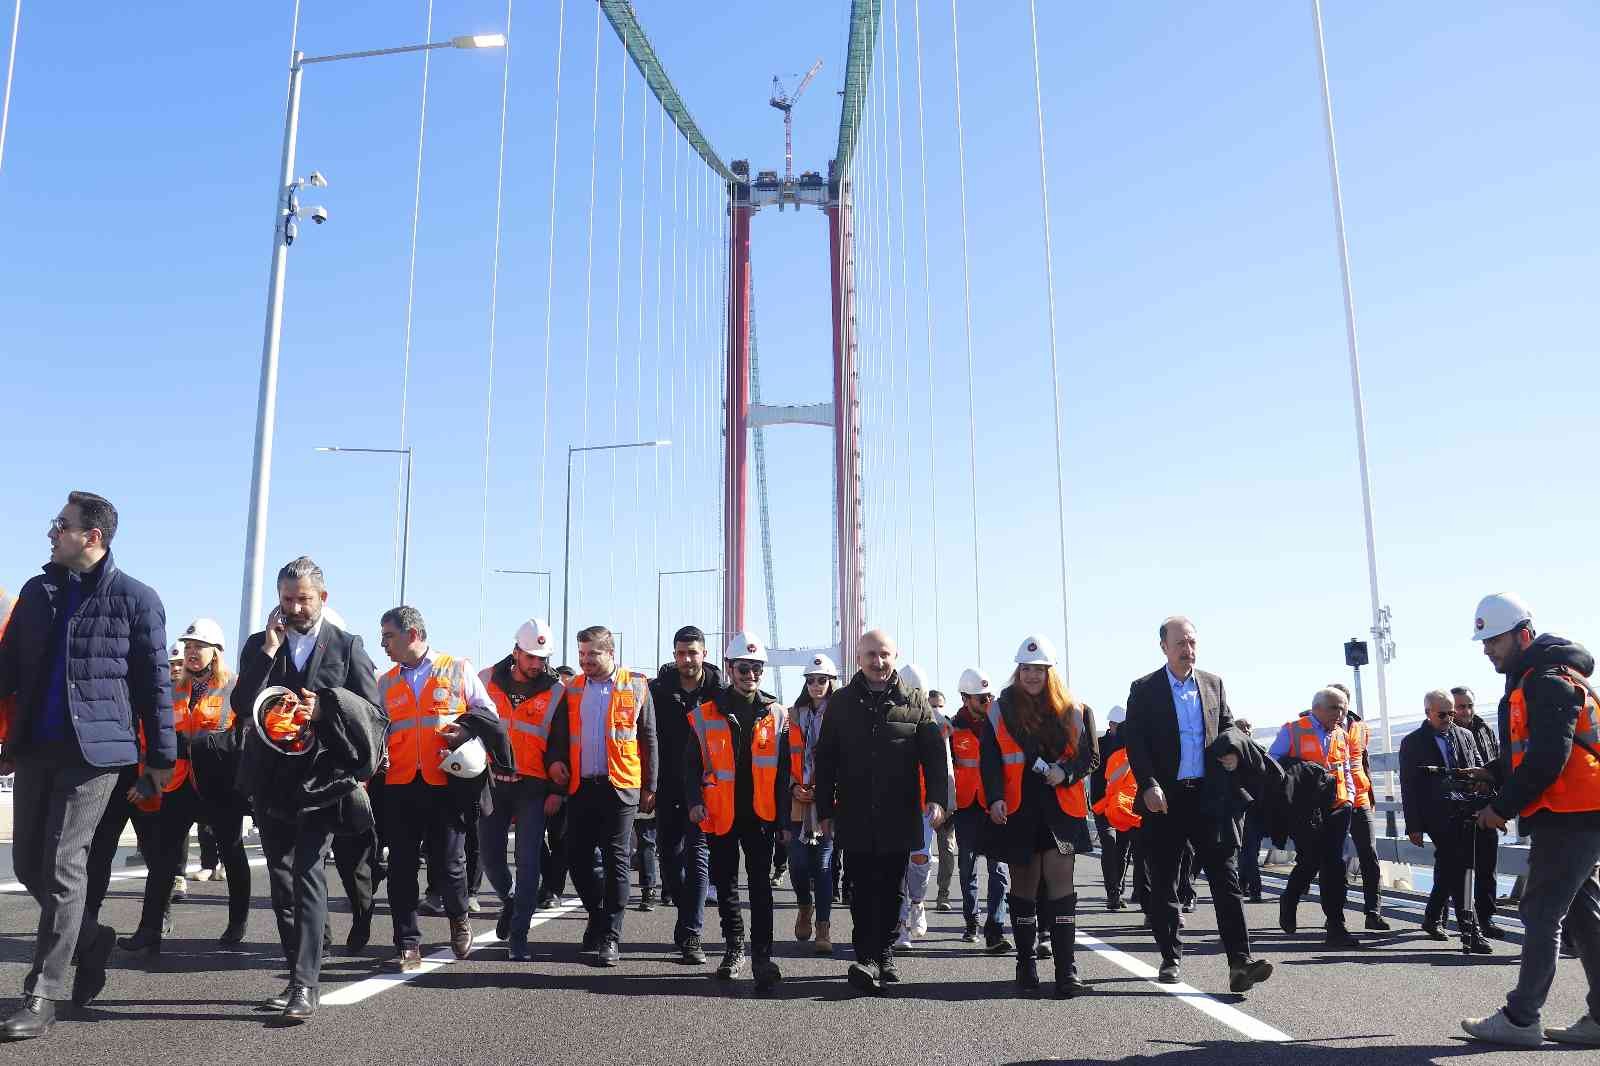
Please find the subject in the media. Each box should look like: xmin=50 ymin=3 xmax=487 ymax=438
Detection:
xmin=734 ymin=662 xmax=764 ymax=676
xmin=805 ymin=675 xmax=830 ymax=685
xmin=48 ymin=517 xmax=79 ymax=533
xmin=970 ymin=694 xmax=994 ymax=704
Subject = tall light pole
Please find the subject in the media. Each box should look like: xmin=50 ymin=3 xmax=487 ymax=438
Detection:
xmin=316 ymin=445 xmax=414 ymax=604
xmin=493 ymin=568 xmax=554 ymax=628
xmin=657 ymin=568 xmax=717 ymax=665
xmin=563 ymin=440 xmax=670 ymax=665
xmin=0 ymin=0 xmax=20 ymax=175
xmin=237 ymin=30 xmax=506 ymax=649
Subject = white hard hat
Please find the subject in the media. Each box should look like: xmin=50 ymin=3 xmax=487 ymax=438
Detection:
xmin=441 ymin=735 xmax=488 ymax=778
xmin=898 ymin=662 xmax=928 ymax=692
xmin=958 ymin=668 xmax=993 ymax=697
xmin=1014 ymin=634 xmax=1058 ymax=667
xmin=1108 ymin=704 xmax=1127 ymax=725
xmin=320 ymin=603 xmax=346 ymax=631
xmin=1472 ymin=593 xmax=1531 ymax=641
xmin=804 ymin=653 xmax=838 ymax=679
xmin=169 ymin=642 xmax=185 ymax=663
xmin=251 ymin=685 xmax=314 ymax=757
xmin=179 ymin=617 xmax=226 ymax=650
xmin=515 ymin=618 xmax=556 ymax=658
xmin=724 ymin=631 xmax=768 ymax=664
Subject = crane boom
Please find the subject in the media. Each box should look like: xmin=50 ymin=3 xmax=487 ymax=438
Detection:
xmin=768 ymin=58 xmax=825 ymax=183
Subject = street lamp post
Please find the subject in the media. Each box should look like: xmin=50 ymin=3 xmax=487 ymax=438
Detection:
xmin=657 ymin=568 xmax=718 ymax=664
xmin=493 ymin=569 xmax=554 ymax=628
xmin=236 ymin=30 xmax=506 ymax=649
xmin=316 ymin=445 xmax=414 ymax=604
xmin=562 ymin=440 xmax=670 ymax=665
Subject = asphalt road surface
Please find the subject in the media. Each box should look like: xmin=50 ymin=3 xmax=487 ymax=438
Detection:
xmin=0 ymin=842 xmax=1590 ymax=1065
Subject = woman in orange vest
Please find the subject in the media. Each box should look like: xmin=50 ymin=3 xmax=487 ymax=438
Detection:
xmin=780 ymin=652 xmax=837 ymax=954
xmin=979 ymin=634 xmax=1098 ymax=998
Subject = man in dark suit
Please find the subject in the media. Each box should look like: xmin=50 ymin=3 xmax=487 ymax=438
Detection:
xmin=1122 ymin=616 xmax=1270 ymax=992
xmin=231 ymin=556 xmax=385 ymax=1019
xmin=1400 ymin=689 xmax=1491 ymax=954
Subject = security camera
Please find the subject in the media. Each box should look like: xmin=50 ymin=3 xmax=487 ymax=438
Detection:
xmin=309 ymin=206 xmax=329 ymax=225
xmin=306 ymin=171 xmax=329 ymax=189
xmin=284 ymin=220 xmax=298 ymax=246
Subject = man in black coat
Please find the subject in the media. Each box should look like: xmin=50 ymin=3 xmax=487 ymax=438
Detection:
xmin=230 ymin=556 xmax=386 ymax=1021
xmin=0 ymin=492 xmax=175 ymax=1042
xmin=1121 ymin=615 xmax=1270 ymax=994
xmin=814 ymin=628 xmax=952 ymax=995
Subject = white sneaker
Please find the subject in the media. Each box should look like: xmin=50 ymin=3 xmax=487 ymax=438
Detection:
xmin=1545 ymin=1014 xmax=1600 ymax=1046
xmin=1462 ymin=1009 xmax=1544 ymax=1048
xmin=170 ymin=876 xmax=187 ymax=901
xmin=911 ymin=902 xmax=928 ymax=937
xmin=193 ymin=868 xmax=214 ymax=882
xmin=893 ymin=925 xmax=913 ymax=951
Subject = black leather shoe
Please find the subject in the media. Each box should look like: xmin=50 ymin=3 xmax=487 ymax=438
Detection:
xmin=1229 ymin=958 xmax=1273 ymax=993
xmin=281 ymin=985 xmax=317 ymax=1023
xmin=72 ymin=923 xmax=115 ymax=1007
xmin=846 ymin=960 xmax=880 ymax=994
xmin=117 ymin=927 xmax=162 ymax=957
xmin=1482 ymin=922 xmax=1508 ymax=940
xmin=1325 ymin=929 xmax=1363 ymax=948
xmin=985 ymin=936 xmax=1013 ymax=955
xmin=0 ymin=995 xmax=56 ymax=1042
xmin=596 ymin=938 xmax=620 ymax=967
xmin=1419 ymin=922 xmax=1449 ymax=941
xmin=218 ymin=922 xmax=247 ymax=946
xmin=1462 ymin=932 xmax=1495 ymax=955
xmin=1278 ymin=895 xmax=1298 ymax=934
xmin=752 ymin=953 xmax=782 ymax=992
xmin=716 ymin=944 xmax=747 ymax=980
xmin=495 ymin=907 xmax=513 ymax=941
xmin=1157 ymin=960 xmax=1181 ymax=984
xmin=346 ymin=908 xmax=372 ymax=951
xmin=1248 ymin=889 xmax=1264 ymax=903
xmin=264 ymin=983 xmax=294 ymax=1011
xmin=877 ymin=952 xmax=901 ymax=985
xmin=1364 ymin=911 xmax=1392 ymax=932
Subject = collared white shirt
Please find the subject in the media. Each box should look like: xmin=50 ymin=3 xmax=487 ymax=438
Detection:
xmin=399 ymin=648 xmax=497 ymax=714
xmin=579 ymin=670 xmax=616 ymax=776
xmin=286 ymin=618 xmax=324 ymax=674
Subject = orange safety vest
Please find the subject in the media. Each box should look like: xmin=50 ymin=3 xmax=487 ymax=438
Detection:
xmin=381 ymin=654 xmax=470 ymax=787
xmin=690 ymin=696 xmax=784 ymax=834
xmin=162 ymin=670 xmax=236 ymax=794
xmin=787 ymin=704 xmax=824 ymax=785
xmin=1281 ymin=715 xmax=1351 ymax=809
xmin=987 ymin=701 xmax=1087 ymax=818
xmin=1346 ymin=717 xmax=1373 ymax=810
xmin=1508 ymin=667 xmax=1600 ymax=818
xmin=1090 ymin=747 xmax=1142 ymax=832
xmin=560 ymin=669 xmax=646 ymax=794
xmin=482 ymin=670 xmax=557 ymax=780
xmin=950 ymin=717 xmax=987 ymax=811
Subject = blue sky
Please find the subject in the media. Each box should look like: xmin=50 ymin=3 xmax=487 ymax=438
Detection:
xmin=2 ymin=2 xmax=1597 ymax=751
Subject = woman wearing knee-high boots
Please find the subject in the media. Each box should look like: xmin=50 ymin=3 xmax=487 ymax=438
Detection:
xmin=980 ymin=634 xmax=1098 ymax=997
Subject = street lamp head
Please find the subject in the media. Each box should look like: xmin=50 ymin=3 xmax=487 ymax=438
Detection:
xmin=653 ymin=439 xmax=672 ymax=447
xmin=314 ymin=446 xmax=339 ymax=453
xmin=451 ymin=33 xmax=507 ymax=50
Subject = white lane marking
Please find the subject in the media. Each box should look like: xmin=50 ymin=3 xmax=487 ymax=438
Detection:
xmin=321 ymin=899 xmax=585 ymax=1006
xmin=0 ymin=858 xmax=268 ymax=894
xmin=1074 ymin=930 xmax=1292 ymax=1043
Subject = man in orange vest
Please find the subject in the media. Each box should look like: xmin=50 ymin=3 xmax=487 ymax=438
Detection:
xmin=949 ymin=667 xmax=1011 ymax=950
xmin=686 ymin=631 xmax=788 ymax=992
xmin=1268 ymin=687 xmax=1361 ymax=948
xmin=377 ymin=605 xmax=507 ymax=973
xmin=544 ymin=624 xmax=657 ymax=967
xmin=477 ymin=618 xmax=563 ymax=961
xmin=1462 ymin=594 xmax=1600 ymax=1048
xmin=1331 ymin=682 xmax=1390 ymax=932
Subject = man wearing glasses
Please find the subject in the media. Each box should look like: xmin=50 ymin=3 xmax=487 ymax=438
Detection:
xmin=0 ymin=493 xmax=175 ymax=1041
xmin=1452 ymin=685 xmax=1506 ymax=937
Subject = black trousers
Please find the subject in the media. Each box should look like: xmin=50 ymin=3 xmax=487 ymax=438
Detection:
xmin=844 ymin=849 xmax=908 ymax=963
xmin=708 ymin=823 xmax=775 ymax=951
xmin=257 ymin=811 xmax=335 ymax=989
xmin=384 ymin=778 xmax=469 ymax=949
xmin=565 ymin=781 xmax=637 ymax=943
xmin=1348 ymin=806 xmax=1382 ymax=913
xmin=332 ymin=780 xmax=384 ymax=918
xmin=1142 ymin=788 xmax=1252 ymax=965
xmin=1286 ymin=805 xmax=1352 ymax=933
xmin=543 ymin=799 xmax=570 ymax=897
xmin=1473 ymin=824 xmax=1500 ymax=924
xmin=82 ymin=768 xmax=155 ymax=935
xmin=1095 ymin=815 xmax=1129 ymax=901
xmin=137 ymin=786 xmax=250 ymax=933
xmin=1424 ymin=817 xmax=1478 ymax=932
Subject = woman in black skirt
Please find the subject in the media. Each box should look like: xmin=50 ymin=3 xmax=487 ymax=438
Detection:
xmin=981 ymin=634 xmax=1099 ymax=997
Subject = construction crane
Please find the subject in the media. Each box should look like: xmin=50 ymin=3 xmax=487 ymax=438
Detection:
xmin=769 ymin=58 xmax=823 ymax=184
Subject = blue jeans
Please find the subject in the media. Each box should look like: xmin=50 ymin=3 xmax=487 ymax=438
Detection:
xmin=657 ymin=798 xmax=708 ymax=942
xmin=478 ymin=780 xmax=547 ymax=938
xmin=953 ymin=805 xmax=1010 ymax=939
xmin=1505 ymin=822 xmax=1600 ymax=1027
xmin=788 ymin=829 xmax=835 ymax=923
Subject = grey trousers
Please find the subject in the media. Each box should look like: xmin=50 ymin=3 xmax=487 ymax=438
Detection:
xmin=1505 ymin=822 xmax=1600 ymax=1027
xmin=12 ymin=757 xmax=121 ymax=1001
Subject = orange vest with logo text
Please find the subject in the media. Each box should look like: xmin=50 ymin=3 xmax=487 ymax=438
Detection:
xmin=691 ymin=696 xmax=783 ymax=835
xmin=950 ymin=716 xmax=987 ymax=810
xmin=560 ymin=670 xmax=645 ymax=793
xmin=483 ymin=670 xmax=556 ymax=780
xmin=381 ymin=654 xmax=469 ymax=787
xmin=1508 ymin=668 xmax=1600 ymax=818
xmin=1280 ymin=715 xmax=1351 ymax=809
xmin=987 ymin=700 xmax=1087 ymax=818
xmin=162 ymin=670 xmax=236 ymax=794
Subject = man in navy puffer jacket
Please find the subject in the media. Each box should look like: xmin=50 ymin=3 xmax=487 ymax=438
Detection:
xmin=0 ymin=491 xmax=175 ymax=1042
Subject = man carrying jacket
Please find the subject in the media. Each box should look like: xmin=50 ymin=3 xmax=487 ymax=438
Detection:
xmin=1462 ymin=594 xmax=1600 ymax=1047
xmin=647 ymin=624 xmax=721 ymax=964
xmin=686 ymin=632 xmax=787 ymax=991
xmin=0 ymin=492 xmax=175 ymax=1042
xmin=814 ymin=628 xmax=952 ymax=994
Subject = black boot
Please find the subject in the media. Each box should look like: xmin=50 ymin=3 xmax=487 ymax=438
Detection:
xmin=1050 ymin=893 xmax=1087 ymax=998
xmin=1009 ymin=895 xmax=1041 ymax=997
xmin=1034 ymin=894 xmax=1053 ymax=959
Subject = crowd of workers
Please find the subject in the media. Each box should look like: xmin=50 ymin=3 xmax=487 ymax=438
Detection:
xmin=0 ymin=490 xmax=1597 ymax=1049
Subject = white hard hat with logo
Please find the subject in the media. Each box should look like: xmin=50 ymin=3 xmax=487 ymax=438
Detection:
xmin=724 ymin=631 xmax=768 ymax=664
xmin=1108 ymin=704 xmax=1127 ymax=725
xmin=179 ymin=617 xmax=226 ymax=650
xmin=1014 ymin=634 xmax=1058 ymax=667
xmin=516 ymin=618 xmax=556 ymax=658
xmin=169 ymin=642 xmax=185 ymax=663
xmin=958 ymin=668 xmax=993 ymax=697
xmin=1471 ymin=593 xmax=1532 ymax=642
xmin=898 ymin=662 xmax=928 ymax=692
xmin=804 ymin=652 xmax=838 ymax=679
xmin=441 ymin=736 xmax=488 ymax=778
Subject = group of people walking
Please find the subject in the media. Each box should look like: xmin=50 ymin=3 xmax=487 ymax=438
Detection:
xmin=1 ymin=490 xmax=1598 ymax=1051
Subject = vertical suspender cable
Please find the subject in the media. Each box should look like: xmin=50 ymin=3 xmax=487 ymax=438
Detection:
xmin=1025 ymin=0 xmax=1072 ymax=685
xmin=909 ymin=0 xmax=942 ymax=680
xmin=634 ymin=68 xmax=649 ymax=653
xmin=610 ymin=42 xmax=628 ymax=623
xmin=475 ymin=0 xmax=515 ymax=662
xmin=536 ymin=0 xmax=567 ymax=568
xmin=652 ymin=106 xmax=666 ymax=627
xmin=575 ymin=2 xmax=602 ymax=613
xmin=948 ymin=0 xmax=983 ymax=663
xmin=0 ymin=0 xmax=24 ymax=176
xmin=889 ymin=0 xmax=921 ymax=664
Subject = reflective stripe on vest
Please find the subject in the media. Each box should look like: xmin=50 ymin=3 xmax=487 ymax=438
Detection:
xmin=161 ymin=674 xmax=237 ymax=795
xmin=1346 ymin=719 xmax=1373 ymax=809
xmin=950 ymin=723 xmax=986 ymax=810
xmin=485 ymin=677 xmax=555 ymax=779
xmin=381 ymin=654 xmax=466 ymax=787
xmin=987 ymin=701 xmax=1087 ymax=818
xmin=563 ymin=670 xmax=644 ymax=794
xmin=690 ymin=699 xmax=783 ymax=835
xmin=1508 ymin=667 xmax=1600 ymax=818
xmin=1284 ymin=718 xmax=1350 ymax=809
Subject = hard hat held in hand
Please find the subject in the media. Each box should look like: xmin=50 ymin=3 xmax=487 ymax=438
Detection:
xmin=1471 ymin=593 xmax=1531 ymax=641
xmin=253 ymin=686 xmax=314 ymax=756
xmin=899 ymin=662 xmax=928 ymax=692
xmin=441 ymin=735 xmax=488 ymax=778
xmin=805 ymin=652 xmax=839 ymax=679
xmin=958 ymin=668 xmax=992 ymax=696
xmin=516 ymin=618 xmax=556 ymax=658
xmin=179 ymin=617 xmax=226 ymax=650
xmin=1014 ymin=634 xmax=1058 ymax=667
xmin=724 ymin=631 xmax=768 ymax=664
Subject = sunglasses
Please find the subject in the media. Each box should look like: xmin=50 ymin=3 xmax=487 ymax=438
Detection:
xmin=805 ymin=675 xmax=830 ymax=685
xmin=734 ymin=662 xmax=764 ymax=676
xmin=49 ymin=517 xmax=80 ymax=533
xmin=972 ymin=693 xmax=994 ymax=704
